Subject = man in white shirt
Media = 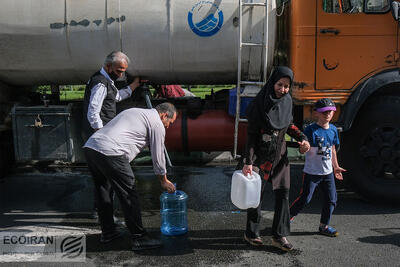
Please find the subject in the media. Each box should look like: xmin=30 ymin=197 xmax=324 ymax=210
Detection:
xmin=84 ymin=102 xmax=177 ymax=251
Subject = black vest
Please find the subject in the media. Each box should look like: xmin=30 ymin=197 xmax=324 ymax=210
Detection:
xmin=82 ymin=71 xmax=117 ymax=139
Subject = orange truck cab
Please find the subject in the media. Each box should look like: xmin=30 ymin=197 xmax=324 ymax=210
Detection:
xmin=281 ymin=0 xmax=400 ymax=201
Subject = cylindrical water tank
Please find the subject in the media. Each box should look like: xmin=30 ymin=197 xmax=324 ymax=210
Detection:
xmin=0 ymin=0 xmax=276 ymax=86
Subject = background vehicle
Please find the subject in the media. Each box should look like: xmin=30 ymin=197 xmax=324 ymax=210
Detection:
xmin=0 ymin=0 xmax=399 ymax=202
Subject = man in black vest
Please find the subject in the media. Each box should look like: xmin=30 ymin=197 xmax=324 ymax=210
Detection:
xmin=82 ymin=51 xmax=140 ymax=226
xmin=82 ymin=51 xmax=140 ymax=140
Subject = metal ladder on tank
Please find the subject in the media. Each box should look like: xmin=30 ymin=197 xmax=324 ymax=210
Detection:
xmin=233 ymin=0 xmax=269 ymax=159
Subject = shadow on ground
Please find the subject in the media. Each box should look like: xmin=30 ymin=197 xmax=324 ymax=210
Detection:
xmin=358 ymin=228 xmax=400 ymax=247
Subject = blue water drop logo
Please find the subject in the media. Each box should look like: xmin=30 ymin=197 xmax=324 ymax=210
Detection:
xmin=188 ymin=1 xmax=224 ymax=37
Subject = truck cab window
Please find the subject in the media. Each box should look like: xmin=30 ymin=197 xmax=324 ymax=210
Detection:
xmin=323 ymin=0 xmax=363 ymax=13
xmin=364 ymin=0 xmax=390 ymax=13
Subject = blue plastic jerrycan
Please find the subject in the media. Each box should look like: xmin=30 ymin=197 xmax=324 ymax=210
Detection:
xmin=160 ymin=188 xmax=188 ymax=236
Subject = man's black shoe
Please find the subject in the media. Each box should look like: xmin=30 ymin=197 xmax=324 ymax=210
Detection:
xmin=100 ymin=229 xmax=124 ymax=243
xmin=113 ymin=216 xmax=125 ymax=226
xmin=132 ymin=235 xmax=162 ymax=251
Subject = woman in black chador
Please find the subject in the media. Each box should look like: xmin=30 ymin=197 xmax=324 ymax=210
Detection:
xmin=242 ymin=66 xmax=310 ymax=251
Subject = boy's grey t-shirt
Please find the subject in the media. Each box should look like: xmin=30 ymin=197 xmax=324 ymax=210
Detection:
xmin=84 ymin=108 xmax=166 ymax=175
xmin=303 ymin=123 xmax=339 ymax=175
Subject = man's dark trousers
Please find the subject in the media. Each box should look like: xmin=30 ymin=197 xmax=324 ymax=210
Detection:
xmin=82 ymin=128 xmax=116 ymax=216
xmin=84 ymin=147 xmax=146 ymax=236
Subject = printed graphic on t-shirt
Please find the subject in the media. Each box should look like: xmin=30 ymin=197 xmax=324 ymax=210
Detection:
xmin=315 ymin=136 xmax=331 ymax=161
xmin=303 ymin=123 xmax=339 ymax=175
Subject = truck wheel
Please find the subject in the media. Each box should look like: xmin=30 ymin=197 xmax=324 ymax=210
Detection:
xmin=341 ymin=96 xmax=400 ymax=202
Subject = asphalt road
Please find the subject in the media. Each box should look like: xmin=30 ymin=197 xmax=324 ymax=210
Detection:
xmin=0 ymin=163 xmax=399 ymax=266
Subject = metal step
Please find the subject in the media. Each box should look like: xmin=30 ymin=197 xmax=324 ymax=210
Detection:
xmin=239 ymin=92 xmax=258 ymax=97
xmin=241 ymin=42 xmax=264 ymax=47
xmin=239 ymin=81 xmax=264 ymax=86
xmin=242 ymin=3 xmax=266 ymax=7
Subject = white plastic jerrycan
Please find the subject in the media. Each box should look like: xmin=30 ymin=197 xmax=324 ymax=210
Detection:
xmin=231 ymin=170 xmax=261 ymax=210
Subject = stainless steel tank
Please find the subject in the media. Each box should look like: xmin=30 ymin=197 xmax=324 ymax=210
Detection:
xmin=0 ymin=0 xmax=276 ymax=86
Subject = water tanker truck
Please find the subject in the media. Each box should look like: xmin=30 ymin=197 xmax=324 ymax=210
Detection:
xmin=0 ymin=0 xmax=399 ymax=202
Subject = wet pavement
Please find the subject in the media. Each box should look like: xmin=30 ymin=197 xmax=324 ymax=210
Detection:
xmin=0 ymin=163 xmax=399 ymax=266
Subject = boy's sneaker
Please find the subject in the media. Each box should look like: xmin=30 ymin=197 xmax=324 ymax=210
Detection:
xmin=319 ymin=225 xmax=339 ymax=237
xmin=243 ymin=233 xmax=263 ymax=246
xmin=271 ymin=237 xmax=294 ymax=252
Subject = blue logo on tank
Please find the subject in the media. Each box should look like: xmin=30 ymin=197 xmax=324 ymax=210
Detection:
xmin=188 ymin=1 xmax=224 ymax=37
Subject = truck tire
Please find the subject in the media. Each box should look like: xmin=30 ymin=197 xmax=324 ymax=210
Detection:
xmin=341 ymin=96 xmax=400 ymax=202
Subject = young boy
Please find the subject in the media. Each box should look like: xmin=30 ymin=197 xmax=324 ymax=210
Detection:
xmin=290 ymin=98 xmax=346 ymax=237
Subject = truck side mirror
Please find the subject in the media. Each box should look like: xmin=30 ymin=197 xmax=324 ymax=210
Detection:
xmin=392 ymin=1 xmax=400 ymax=21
